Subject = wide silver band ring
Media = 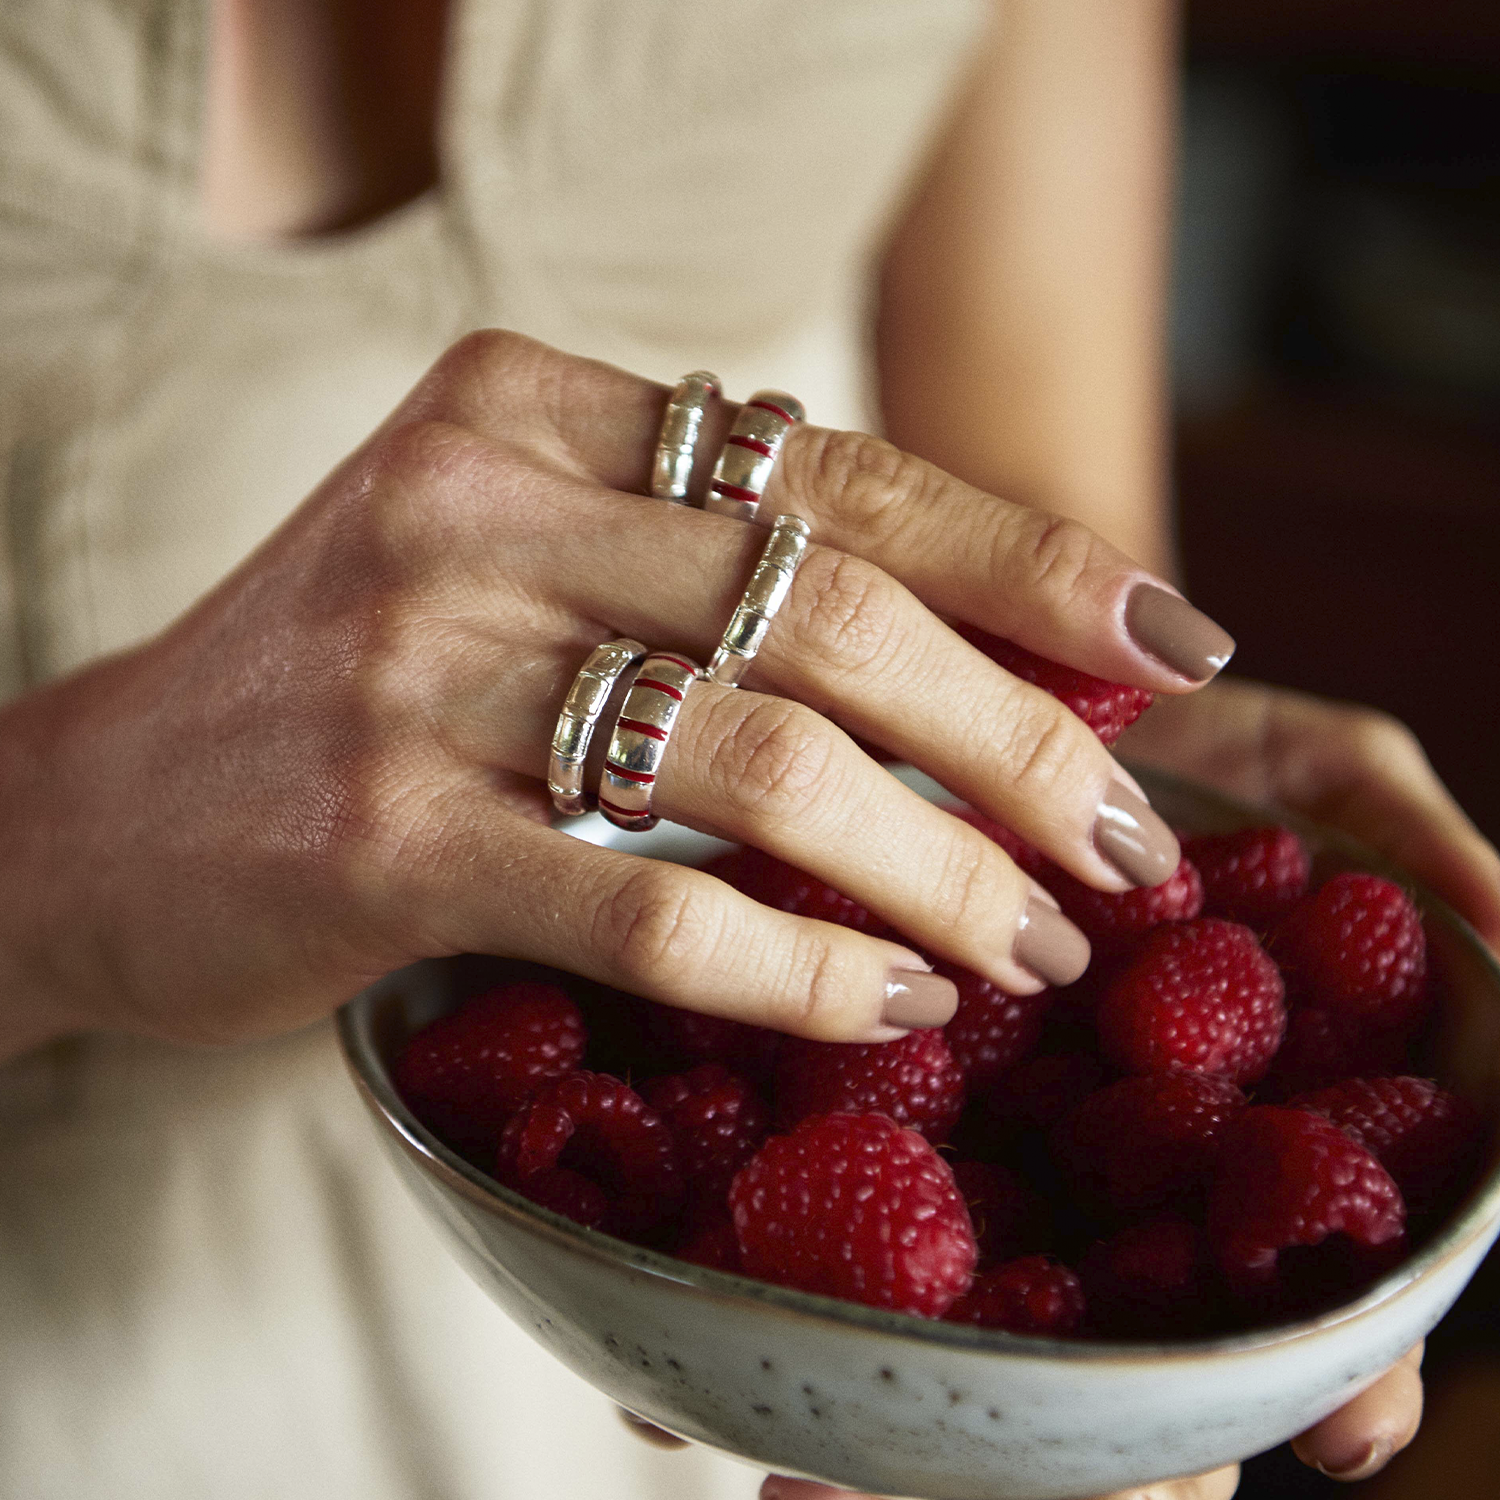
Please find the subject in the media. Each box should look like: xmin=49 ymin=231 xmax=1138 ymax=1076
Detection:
xmin=706 ymin=514 xmax=812 ymax=687
xmin=548 ymin=638 xmax=649 ymax=817
xmin=705 ymin=389 xmax=805 ymax=524
xmin=599 ymin=652 xmax=702 ymax=832
xmin=651 ymin=370 xmax=722 ymax=504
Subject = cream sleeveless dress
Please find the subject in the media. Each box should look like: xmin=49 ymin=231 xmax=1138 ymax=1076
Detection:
xmin=0 ymin=3 xmax=987 ymax=1495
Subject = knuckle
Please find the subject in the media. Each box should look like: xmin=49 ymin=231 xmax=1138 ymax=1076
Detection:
xmin=1344 ymin=706 xmax=1422 ymax=764
xmin=706 ymin=696 xmax=838 ymax=831
xmin=597 ymin=865 xmax=719 ymax=988
xmin=778 ymin=934 xmax=862 ymax=1041
xmin=929 ymin=827 xmax=1010 ymax=937
xmin=787 ymin=427 xmax=935 ymax=545
xmin=786 ymin=548 xmax=903 ymax=680
xmin=429 ymin=327 xmax=535 ymax=396
xmin=996 ymin=509 xmax=1100 ymax=605
xmin=993 ymin=696 xmax=1095 ymax=799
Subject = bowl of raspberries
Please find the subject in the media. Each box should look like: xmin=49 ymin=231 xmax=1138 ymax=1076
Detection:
xmin=339 ymin=762 xmax=1500 ymax=1500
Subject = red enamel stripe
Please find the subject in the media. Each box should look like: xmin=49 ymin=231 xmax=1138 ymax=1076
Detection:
xmin=711 ymin=480 xmax=759 ymax=506
xmin=598 ymin=794 xmax=645 ymax=821
xmin=633 ymin=676 xmax=684 ymax=701
xmin=616 ymin=716 xmax=667 ymax=741
xmin=604 ymin=761 xmax=656 ymax=785
xmin=651 ymin=653 xmax=699 ymax=676
xmin=728 ymin=434 xmax=775 ymax=458
xmin=748 ymin=399 xmax=797 ymax=425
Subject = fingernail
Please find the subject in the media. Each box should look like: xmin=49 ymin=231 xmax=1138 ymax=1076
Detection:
xmin=1095 ymin=779 xmax=1181 ymax=887
xmin=1315 ymin=1440 xmax=1388 ymax=1482
xmin=1015 ymin=896 xmax=1091 ymax=986
xmin=1126 ymin=584 xmax=1236 ymax=682
xmin=882 ymin=968 xmax=959 ymax=1029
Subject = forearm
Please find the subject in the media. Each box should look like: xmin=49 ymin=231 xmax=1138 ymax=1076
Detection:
xmin=875 ymin=0 xmax=1178 ymax=577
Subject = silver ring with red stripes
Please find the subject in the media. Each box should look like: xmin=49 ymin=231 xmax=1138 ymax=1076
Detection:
xmin=548 ymin=637 xmax=649 ymax=817
xmin=650 ymin=370 xmax=721 ymax=504
xmin=598 ymin=651 xmax=703 ymax=832
xmin=705 ymin=389 xmax=805 ymax=523
xmin=706 ymin=513 xmax=812 ymax=687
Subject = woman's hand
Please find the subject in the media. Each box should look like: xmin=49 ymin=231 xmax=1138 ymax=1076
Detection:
xmin=0 ymin=330 xmax=1233 ymax=1060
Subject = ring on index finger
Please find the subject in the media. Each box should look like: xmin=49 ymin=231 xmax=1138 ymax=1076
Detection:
xmin=707 ymin=513 xmax=811 ymax=688
xmin=706 ymin=389 xmax=804 ymax=523
xmin=650 ymin=370 xmax=721 ymax=504
xmin=549 ymin=638 xmax=648 ymax=817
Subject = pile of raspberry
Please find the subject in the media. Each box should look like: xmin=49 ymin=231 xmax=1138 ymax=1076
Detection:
xmin=392 ymin=651 xmax=1486 ymax=1338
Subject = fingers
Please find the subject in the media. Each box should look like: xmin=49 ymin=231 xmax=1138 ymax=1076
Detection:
xmin=408 ymin=800 xmax=958 ymax=1042
xmin=615 ymin=1407 xmax=689 ymax=1449
xmin=758 ymin=1467 xmax=1241 ymax=1500
xmin=1291 ymin=1344 xmax=1424 ymax=1482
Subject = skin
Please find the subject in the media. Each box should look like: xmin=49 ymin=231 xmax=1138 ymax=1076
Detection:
xmin=24 ymin=0 xmax=1489 ymax=1494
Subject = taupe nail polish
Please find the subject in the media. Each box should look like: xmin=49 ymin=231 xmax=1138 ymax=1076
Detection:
xmin=1015 ymin=897 xmax=1091 ymax=986
xmin=1095 ymin=779 xmax=1180 ymax=887
xmin=881 ymin=969 xmax=959 ymax=1029
xmin=1126 ymin=584 xmax=1236 ymax=682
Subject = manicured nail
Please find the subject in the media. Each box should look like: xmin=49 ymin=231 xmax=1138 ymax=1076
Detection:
xmin=616 ymin=1407 xmax=690 ymax=1449
xmin=1314 ymin=1440 xmax=1388 ymax=1482
xmin=1126 ymin=584 xmax=1236 ymax=682
xmin=1015 ymin=896 xmax=1091 ymax=986
xmin=1095 ymin=779 xmax=1180 ymax=887
xmin=882 ymin=968 xmax=959 ymax=1029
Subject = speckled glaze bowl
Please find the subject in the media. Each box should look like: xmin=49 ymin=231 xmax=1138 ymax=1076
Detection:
xmin=337 ymin=767 xmax=1500 ymax=1500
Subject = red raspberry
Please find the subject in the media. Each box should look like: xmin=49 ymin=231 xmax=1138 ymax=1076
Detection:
xmin=1292 ymin=1076 xmax=1486 ymax=1215
xmin=774 ymin=1030 xmax=967 ymax=1144
xmin=945 ymin=806 xmax=1045 ymax=875
xmin=1261 ymin=1006 xmax=1414 ymax=1098
xmin=1035 ymin=854 xmax=1204 ymax=958
xmin=1274 ymin=874 xmax=1429 ymax=1031
xmin=497 ymin=1070 xmax=682 ymax=1240
xmin=959 ymin=627 xmax=1154 ymax=746
xmin=672 ymin=1216 xmax=743 ymax=1273
xmin=937 ymin=962 xmax=1051 ymax=1090
xmin=638 ymin=999 xmax=782 ymax=1086
xmin=950 ymin=1160 xmax=1048 ymax=1265
xmin=987 ymin=1052 xmax=1107 ymax=1134
xmin=393 ymin=981 xmax=587 ymax=1158
xmin=517 ymin=1167 xmax=610 ymax=1230
xmin=1054 ymin=1072 xmax=1247 ymax=1216
xmin=1184 ymin=826 xmax=1311 ymax=931
xmin=640 ymin=1065 xmax=770 ymax=1206
xmin=733 ymin=847 xmax=892 ymax=936
xmin=730 ymin=1113 xmax=977 ymax=1317
xmin=1080 ymin=1220 xmax=1221 ymax=1337
xmin=944 ymin=1256 xmax=1085 ymax=1335
xmin=1098 ymin=919 xmax=1286 ymax=1084
xmin=1207 ymin=1106 xmax=1406 ymax=1308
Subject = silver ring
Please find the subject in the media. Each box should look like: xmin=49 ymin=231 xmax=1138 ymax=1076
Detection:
xmin=548 ymin=638 xmax=648 ymax=817
xmin=599 ymin=652 xmax=702 ymax=832
xmin=707 ymin=514 xmax=811 ymax=687
xmin=706 ymin=389 xmax=805 ymax=523
xmin=651 ymin=371 xmax=721 ymax=504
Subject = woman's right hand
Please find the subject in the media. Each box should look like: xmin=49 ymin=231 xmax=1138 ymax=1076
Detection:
xmin=0 ymin=331 xmax=1232 ymax=1059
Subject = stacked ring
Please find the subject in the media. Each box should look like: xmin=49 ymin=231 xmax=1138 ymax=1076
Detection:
xmin=707 ymin=514 xmax=812 ymax=687
xmin=548 ymin=637 xmax=648 ymax=817
xmin=650 ymin=370 xmax=721 ymax=504
xmin=599 ymin=652 xmax=702 ymax=832
xmin=705 ymin=389 xmax=805 ymax=523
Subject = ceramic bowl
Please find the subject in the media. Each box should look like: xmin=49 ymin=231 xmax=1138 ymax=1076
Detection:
xmin=337 ymin=767 xmax=1500 ymax=1500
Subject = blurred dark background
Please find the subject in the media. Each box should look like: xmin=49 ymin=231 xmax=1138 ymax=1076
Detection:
xmin=1173 ymin=0 xmax=1500 ymax=847
xmin=1174 ymin=5 xmax=1500 ymax=1495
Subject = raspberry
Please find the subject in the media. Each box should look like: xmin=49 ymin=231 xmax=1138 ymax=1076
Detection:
xmin=733 ymin=847 xmax=892 ymax=936
xmin=987 ymin=1052 xmax=1107 ymax=1134
xmin=393 ymin=981 xmax=587 ymax=1158
xmin=1035 ymin=854 xmax=1204 ymax=958
xmin=1261 ymin=1006 xmax=1414 ymax=1098
xmin=773 ymin=1030 xmax=966 ymax=1144
xmin=1207 ymin=1106 xmax=1406 ymax=1308
xmin=497 ymin=1071 xmax=682 ymax=1240
xmin=638 ymin=999 xmax=782 ymax=1086
xmin=1053 ymin=1072 xmax=1247 ymax=1216
xmin=640 ymin=1065 xmax=769 ymax=1206
xmin=937 ymin=962 xmax=1051 ymax=1090
xmin=1274 ymin=874 xmax=1429 ymax=1031
xmin=945 ymin=806 xmax=1045 ymax=875
xmin=730 ymin=1113 xmax=977 ymax=1317
xmin=950 ymin=1160 xmax=1047 ymax=1265
xmin=1098 ymin=919 xmax=1286 ymax=1084
xmin=1292 ymin=1076 xmax=1485 ymax=1215
xmin=1080 ymin=1220 xmax=1220 ymax=1337
xmin=1184 ymin=826 xmax=1311 ymax=931
xmin=672 ymin=1216 xmax=743 ymax=1273
xmin=944 ymin=1256 xmax=1085 ymax=1335
xmin=518 ymin=1167 xmax=610 ymax=1230
xmin=959 ymin=627 xmax=1154 ymax=746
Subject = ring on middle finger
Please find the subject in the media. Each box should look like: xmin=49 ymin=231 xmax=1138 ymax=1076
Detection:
xmin=707 ymin=513 xmax=811 ymax=688
xmin=706 ymin=388 xmax=805 ymax=523
xmin=650 ymin=370 xmax=721 ymax=504
xmin=599 ymin=651 xmax=703 ymax=832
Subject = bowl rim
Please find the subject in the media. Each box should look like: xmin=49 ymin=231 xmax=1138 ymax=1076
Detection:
xmin=336 ymin=766 xmax=1500 ymax=1364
